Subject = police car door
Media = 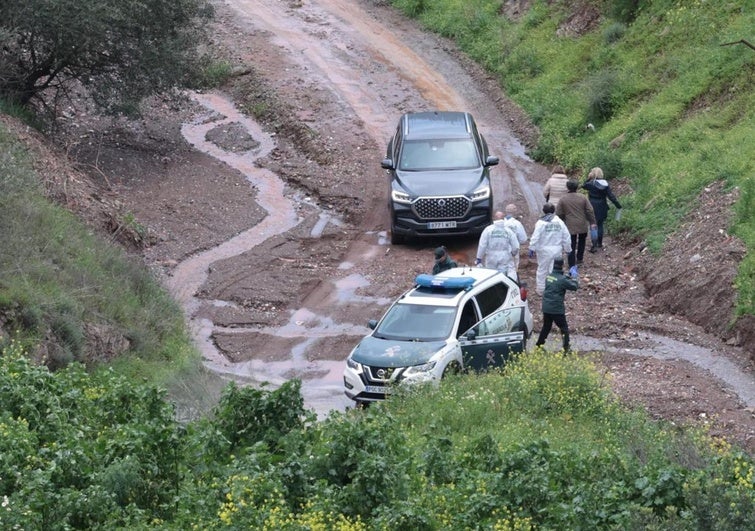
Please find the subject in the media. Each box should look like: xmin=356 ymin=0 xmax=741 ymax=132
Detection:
xmin=459 ymin=307 xmax=526 ymax=372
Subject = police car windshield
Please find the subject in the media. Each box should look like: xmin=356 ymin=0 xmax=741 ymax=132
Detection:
xmin=374 ymin=303 xmax=455 ymax=341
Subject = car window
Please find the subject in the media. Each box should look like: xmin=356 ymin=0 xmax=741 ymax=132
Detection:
xmin=374 ymin=303 xmax=456 ymax=341
xmin=474 ymin=282 xmax=509 ymax=317
xmin=398 ymin=139 xmax=479 ymax=171
xmin=456 ymin=299 xmax=479 ymax=338
xmin=392 ymin=127 xmax=402 ymax=159
xmin=473 ymin=307 xmax=524 ymax=337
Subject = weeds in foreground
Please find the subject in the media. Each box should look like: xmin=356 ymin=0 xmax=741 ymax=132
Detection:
xmin=2 ymin=344 xmax=753 ymax=528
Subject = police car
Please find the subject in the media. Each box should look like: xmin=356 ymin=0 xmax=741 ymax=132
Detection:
xmin=343 ymin=267 xmax=533 ymax=405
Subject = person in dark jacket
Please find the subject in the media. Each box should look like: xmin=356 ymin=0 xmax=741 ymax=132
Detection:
xmin=556 ymin=180 xmax=596 ymax=267
xmin=535 ymin=258 xmax=578 ymax=352
xmin=432 ymin=246 xmax=457 ymax=274
xmin=582 ymin=167 xmax=622 ymax=252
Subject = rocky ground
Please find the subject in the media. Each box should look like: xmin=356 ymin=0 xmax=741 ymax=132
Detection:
xmin=11 ymin=0 xmax=754 ymax=452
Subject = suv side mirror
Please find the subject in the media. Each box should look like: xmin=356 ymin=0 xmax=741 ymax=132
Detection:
xmin=381 ymin=158 xmax=394 ymax=170
xmin=368 ymin=319 xmax=378 ymax=330
xmin=485 ymin=155 xmax=500 ymax=167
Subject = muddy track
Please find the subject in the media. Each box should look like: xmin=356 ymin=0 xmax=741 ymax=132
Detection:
xmin=95 ymin=0 xmax=754 ymax=449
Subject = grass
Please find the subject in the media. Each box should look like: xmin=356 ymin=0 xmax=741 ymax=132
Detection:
xmin=2 ymin=333 xmax=754 ymax=528
xmin=348 ymin=350 xmax=755 ymax=529
xmin=0 ymin=120 xmax=199 ymax=387
xmin=387 ymin=0 xmax=755 ymax=317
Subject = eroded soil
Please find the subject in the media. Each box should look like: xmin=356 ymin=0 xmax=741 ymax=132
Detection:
xmin=25 ymin=0 xmax=755 ymax=452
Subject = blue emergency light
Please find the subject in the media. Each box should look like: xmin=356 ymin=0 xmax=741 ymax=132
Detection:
xmin=415 ymin=274 xmax=475 ymax=290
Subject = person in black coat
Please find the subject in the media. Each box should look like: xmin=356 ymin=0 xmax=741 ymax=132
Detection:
xmin=582 ymin=167 xmax=622 ymax=252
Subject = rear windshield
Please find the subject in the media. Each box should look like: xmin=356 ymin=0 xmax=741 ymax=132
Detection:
xmin=398 ymin=139 xmax=479 ymax=171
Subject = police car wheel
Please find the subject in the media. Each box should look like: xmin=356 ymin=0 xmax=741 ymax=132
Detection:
xmin=442 ymin=361 xmax=461 ymax=378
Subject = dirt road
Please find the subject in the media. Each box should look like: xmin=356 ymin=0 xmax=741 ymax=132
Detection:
xmin=56 ymin=0 xmax=755 ymax=451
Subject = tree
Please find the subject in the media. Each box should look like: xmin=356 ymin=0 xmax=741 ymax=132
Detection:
xmin=0 ymin=0 xmax=214 ymax=115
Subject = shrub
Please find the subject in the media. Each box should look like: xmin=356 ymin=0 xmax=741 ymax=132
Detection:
xmin=604 ymin=22 xmax=627 ymax=44
xmin=0 ymin=0 xmax=215 ymax=115
xmin=304 ymin=408 xmax=412 ymax=518
xmin=609 ymin=0 xmax=647 ymax=24
xmin=212 ymin=379 xmax=310 ymax=455
xmin=586 ymin=67 xmax=620 ymax=124
xmin=393 ymin=0 xmax=427 ymax=18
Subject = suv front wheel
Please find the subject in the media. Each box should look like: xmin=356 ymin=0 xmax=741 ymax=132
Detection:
xmin=390 ymin=228 xmax=406 ymax=245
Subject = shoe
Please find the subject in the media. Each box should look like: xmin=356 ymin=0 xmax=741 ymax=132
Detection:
xmin=577 ymin=260 xmax=584 ymax=265
xmin=588 ymin=247 xmax=597 ymax=254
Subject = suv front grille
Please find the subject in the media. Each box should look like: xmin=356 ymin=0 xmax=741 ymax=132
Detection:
xmin=365 ymin=366 xmax=398 ymax=383
xmin=413 ymin=196 xmax=470 ymax=220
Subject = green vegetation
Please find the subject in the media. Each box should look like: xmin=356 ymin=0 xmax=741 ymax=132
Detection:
xmin=389 ymin=0 xmax=755 ymax=318
xmin=2 ymin=345 xmax=753 ymax=529
xmin=0 ymin=124 xmax=197 ymax=384
xmin=1 ymin=1 xmax=753 ymax=526
xmin=0 ymin=0 xmax=214 ymax=115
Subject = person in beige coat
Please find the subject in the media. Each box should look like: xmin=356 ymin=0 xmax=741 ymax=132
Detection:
xmin=543 ymin=165 xmax=569 ymax=208
xmin=556 ymin=180 xmax=597 ymax=268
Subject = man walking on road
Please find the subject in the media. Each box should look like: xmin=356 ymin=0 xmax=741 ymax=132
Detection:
xmin=529 ymin=203 xmax=571 ymax=295
xmin=475 ymin=211 xmax=520 ymax=281
xmin=503 ymin=203 xmax=528 ymax=273
xmin=535 ymin=258 xmax=579 ymax=353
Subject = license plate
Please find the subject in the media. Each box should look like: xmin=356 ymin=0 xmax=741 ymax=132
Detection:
xmin=365 ymin=385 xmax=391 ymax=395
xmin=427 ymin=221 xmax=457 ymax=229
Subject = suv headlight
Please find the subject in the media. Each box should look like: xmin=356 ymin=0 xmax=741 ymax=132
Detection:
xmin=404 ymin=360 xmax=437 ymax=376
xmin=391 ymin=189 xmax=412 ymax=204
xmin=470 ymin=185 xmax=490 ymax=201
xmin=346 ymin=356 xmax=360 ymax=370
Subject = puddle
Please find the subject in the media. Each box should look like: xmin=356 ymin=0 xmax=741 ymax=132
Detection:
xmin=334 ymin=273 xmax=392 ymax=305
xmin=171 ymin=92 xmax=363 ymax=418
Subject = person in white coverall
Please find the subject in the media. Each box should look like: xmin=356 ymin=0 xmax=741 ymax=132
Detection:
xmin=475 ymin=211 xmax=520 ymax=281
xmin=529 ymin=202 xmax=572 ymax=295
xmin=503 ymin=203 xmax=528 ymax=273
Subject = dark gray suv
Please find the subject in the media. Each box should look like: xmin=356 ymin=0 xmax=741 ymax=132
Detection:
xmin=382 ymin=111 xmax=499 ymax=244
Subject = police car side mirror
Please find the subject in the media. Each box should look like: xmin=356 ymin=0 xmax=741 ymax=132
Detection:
xmin=464 ymin=329 xmax=477 ymax=341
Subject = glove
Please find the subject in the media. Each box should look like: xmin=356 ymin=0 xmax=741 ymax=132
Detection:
xmin=569 ymin=265 xmax=578 ymax=278
xmin=590 ymin=226 xmax=598 ymax=243
xmin=474 ymin=258 xmax=482 ymax=266
xmin=528 ymin=250 xmax=535 ymax=258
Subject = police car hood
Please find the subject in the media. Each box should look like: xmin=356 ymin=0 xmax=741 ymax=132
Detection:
xmin=395 ymin=168 xmax=485 ymax=197
xmin=350 ymin=335 xmax=446 ymax=368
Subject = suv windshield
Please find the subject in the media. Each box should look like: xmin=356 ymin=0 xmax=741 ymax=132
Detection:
xmin=374 ymin=303 xmax=456 ymax=341
xmin=398 ymin=138 xmax=479 ymax=171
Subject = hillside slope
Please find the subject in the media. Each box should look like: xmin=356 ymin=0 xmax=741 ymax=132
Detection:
xmin=388 ymin=0 xmax=755 ymax=358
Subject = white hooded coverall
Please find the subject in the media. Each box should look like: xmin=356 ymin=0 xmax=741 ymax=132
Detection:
xmin=503 ymin=215 xmax=528 ymax=271
xmin=529 ymin=213 xmax=572 ymax=294
xmin=476 ymin=220 xmax=520 ymax=281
